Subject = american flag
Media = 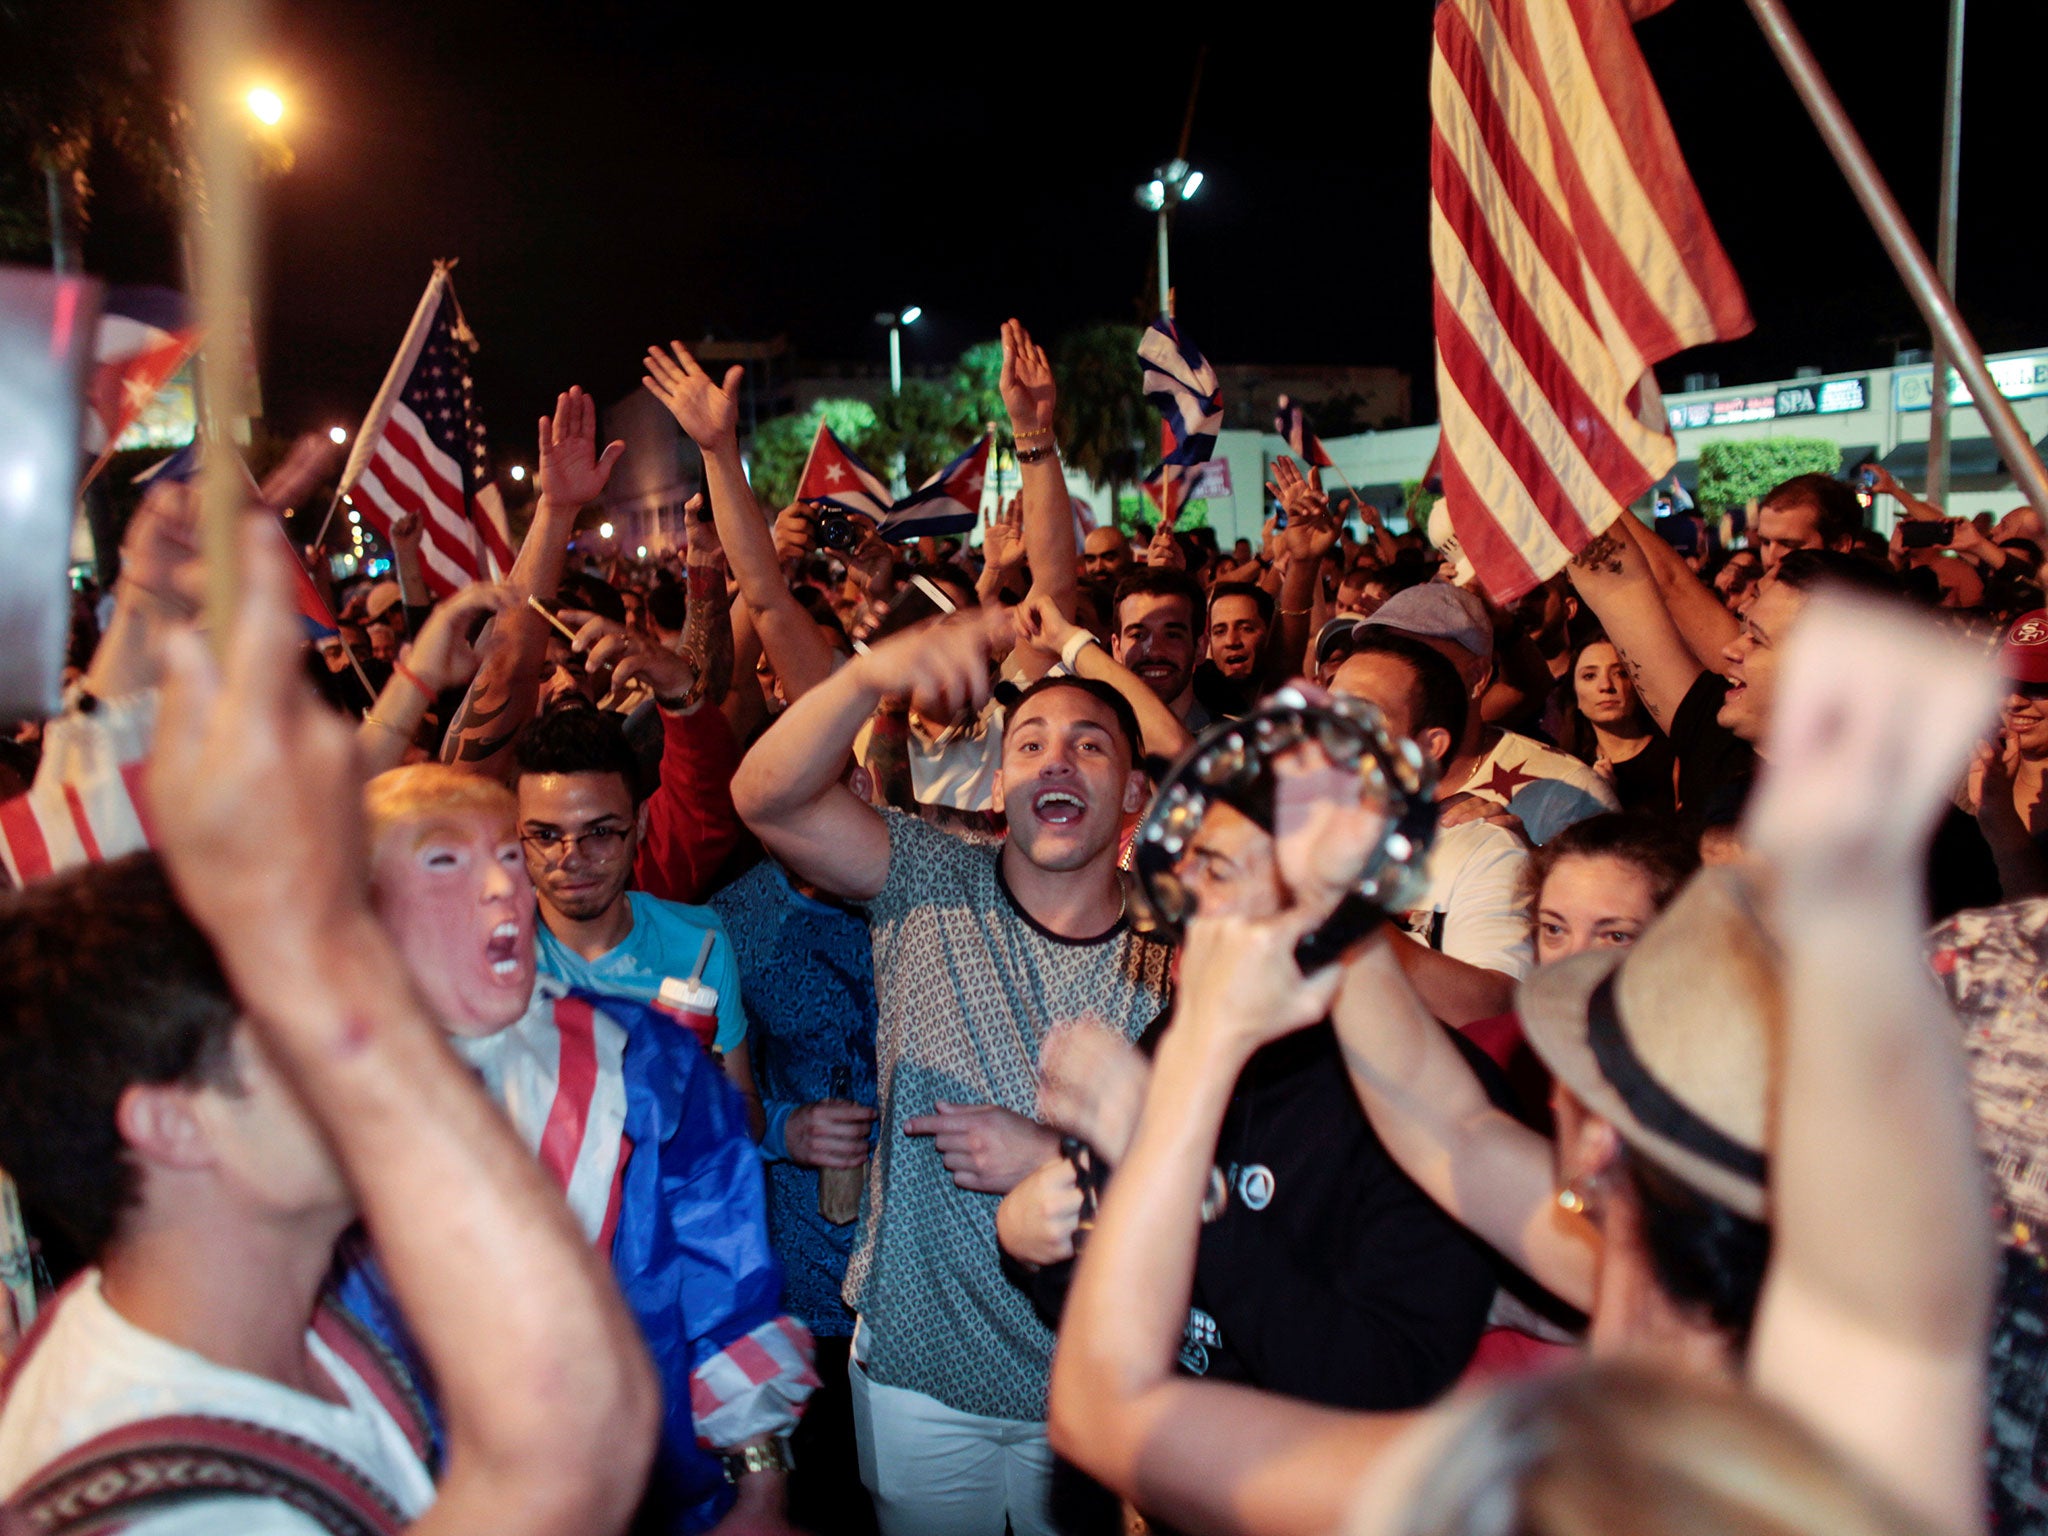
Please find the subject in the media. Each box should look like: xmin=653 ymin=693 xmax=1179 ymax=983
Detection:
xmin=1430 ymin=0 xmax=1751 ymax=601
xmin=339 ymin=265 xmax=514 ymax=597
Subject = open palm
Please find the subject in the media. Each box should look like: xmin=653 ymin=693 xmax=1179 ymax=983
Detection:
xmin=537 ymin=386 xmax=625 ymax=508
xmin=643 ymin=341 xmax=742 ymax=450
xmin=999 ymin=318 xmax=1057 ymax=436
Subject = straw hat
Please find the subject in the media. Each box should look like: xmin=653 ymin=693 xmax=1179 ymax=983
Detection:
xmin=1516 ymin=867 xmax=1783 ymax=1219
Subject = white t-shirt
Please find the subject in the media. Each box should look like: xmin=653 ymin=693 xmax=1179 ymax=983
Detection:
xmin=1402 ymin=819 xmax=1534 ymax=979
xmin=0 ymin=1271 xmax=435 ymax=1535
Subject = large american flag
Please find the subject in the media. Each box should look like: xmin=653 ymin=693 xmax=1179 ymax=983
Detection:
xmin=1430 ymin=0 xmax=1751 ymax=602
xmin=339 ymin=265 xmax=514 ymax=597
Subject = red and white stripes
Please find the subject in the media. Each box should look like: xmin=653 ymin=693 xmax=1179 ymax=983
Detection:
xmin=1429 ymin=0 xmax=1751 ymax=601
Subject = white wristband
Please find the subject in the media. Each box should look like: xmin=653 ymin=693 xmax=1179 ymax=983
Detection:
xmin=1059 ymin=630 xmax=1098 ymax=671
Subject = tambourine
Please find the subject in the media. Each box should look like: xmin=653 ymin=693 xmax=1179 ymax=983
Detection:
xmin=1128 ymin=685 xmax=1439 ymax=971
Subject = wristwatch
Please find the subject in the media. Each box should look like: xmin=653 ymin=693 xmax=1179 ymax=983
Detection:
xmin=719 ymin=1437 xmax=796 ymax=1484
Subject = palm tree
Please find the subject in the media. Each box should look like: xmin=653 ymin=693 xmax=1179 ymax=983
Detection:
xmin=1053 ymin=324 xmax=1148 ymax=530
xmin=0 ymin=0 xmax=186 ymax=269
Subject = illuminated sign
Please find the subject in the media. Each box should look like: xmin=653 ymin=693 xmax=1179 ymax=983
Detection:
xmin=1775 ymin=376 xmax=1867 ymax=417
xmin=1709 ymin=394 xmax=1777 ymax=426
xmin=1896 ymin=355 xmax=2048 ymax=412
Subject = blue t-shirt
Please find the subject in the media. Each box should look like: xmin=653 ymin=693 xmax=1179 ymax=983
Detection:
xmin=535 ymin=890 xmax=747 ymax=1055
xmin=709 ymin=861 xmax=878 ymax=1338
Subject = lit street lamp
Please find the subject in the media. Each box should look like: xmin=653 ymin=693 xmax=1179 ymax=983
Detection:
xmin=1135 ymin=160 xmax=1202 ymax=319
xmin=876 ymin=306 xmax=922 ymax=395
xmin=327 ymin=425 xmax=347 ymax=444
xmin=509 ymin=464 xmax=526 ymax=482
xmin=246 ymin=86 xmax=285 ymax=126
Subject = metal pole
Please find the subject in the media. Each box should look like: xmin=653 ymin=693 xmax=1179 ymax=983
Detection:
xmin=1744 ymin=0 xmax=2048 ymax=522
xmin=1156 ymin=208 xmax=1172 ymax=319
xmin=1924 ymin=0 xmax=1966 ymax=509
xmin=889 ymin=324 xmax=902 ymax=395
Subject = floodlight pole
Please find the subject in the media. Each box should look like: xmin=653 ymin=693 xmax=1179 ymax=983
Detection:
xmin=1745 ymin=0 xmax=2048 ymax=521
xmin=1156 ymin=209 xmax=1172 ymax=320
xmin=1924 ymin=0 xmax=1965 ymax=509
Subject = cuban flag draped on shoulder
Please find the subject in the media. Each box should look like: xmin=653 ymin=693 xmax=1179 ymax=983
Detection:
xmin=1274 ymin=393 xmax=1335 ymax=469
xmin=879 ymin=434 xmax=990 ymax=541
xmin=796 ymin=421 xmax=892 ymax=521
xmin=1138 ymin=317 xmax=1223 ymax=467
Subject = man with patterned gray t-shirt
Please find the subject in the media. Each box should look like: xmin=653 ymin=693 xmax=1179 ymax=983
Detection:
xmin=733 ymin=606 xmax=1172 ymax=1536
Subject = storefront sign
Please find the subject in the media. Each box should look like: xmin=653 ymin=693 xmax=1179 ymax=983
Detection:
xmin=1775 ymin=376 xmax=1867 ymax=417
xmin=1896 ymin=355 xmax=2048 ymax=412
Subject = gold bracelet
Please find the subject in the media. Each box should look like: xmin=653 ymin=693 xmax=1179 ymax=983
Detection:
xmin=1012 ymin=426 xmax=1054 ymax=443
xmin=1279 ymin=606 xmax=1312 ymax=617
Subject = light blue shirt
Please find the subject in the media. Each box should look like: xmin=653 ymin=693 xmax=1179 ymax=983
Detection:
xmin=535 ymin=890 xmax=747 ymax=1055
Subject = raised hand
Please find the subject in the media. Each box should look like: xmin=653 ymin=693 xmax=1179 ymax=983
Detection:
xmin=682 ymin=493 xmax=724 ymax=563
xmin=982 ymin=496 xmax=1025 ymax=574
xmin=771 ymin=504 xmax=815 ymax=563
xmin=388 ymin=508 xmax=424 ymax=556
xmin=999 ymin=319 xmax=1057 ymax=438
xmin=852 ymin=605 xmax=1015 ymax=719
xmin=1172 ymin=902 xmax=1349 ymax=1065
xmin=117 ymin=479 xmax=204 ymax=619
xmin=149 ymin=517 xmax=373 ymax=1013
xmin=1146 ymin=521 xmax=1185 ymax=570
xmin=1015 ymin=591 xmax=1083 ymax=660
xmin=642 ymin=341 xmax=743 ymax=451
xmin=537 ymin=386 xmax=626 ymax=510
xmin=562 ymin=606 xmax=697 ymax=701
xmin=401 ymin=581 xmax=514 ymax=693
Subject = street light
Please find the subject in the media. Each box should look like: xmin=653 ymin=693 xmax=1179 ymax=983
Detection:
xmin=599 ymin=522 xmax=614 ymax=540
xmin=509 ymin=464 xmax=526 ymax=482
xmin=1134 ymin=158 xmax=1202 ymax=318
xmin=876 ymin=307 xmax=922 ymax=395
xmin=327 ymin=425 xmax=347 ymax=444
xmin=246 ymin=87 xmax=284 ymax=126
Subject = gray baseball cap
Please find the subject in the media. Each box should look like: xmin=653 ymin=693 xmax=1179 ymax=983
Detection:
xmin=1362 ymin=582 xmax=1492 ymax=658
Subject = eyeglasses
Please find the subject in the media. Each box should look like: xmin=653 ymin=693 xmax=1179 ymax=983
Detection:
xmin=520 ymin=823 xmax=632 ymax=861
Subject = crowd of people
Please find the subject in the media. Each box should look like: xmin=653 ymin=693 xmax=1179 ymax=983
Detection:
xmin=2 ymin=318 xmax=2048 ymax=1536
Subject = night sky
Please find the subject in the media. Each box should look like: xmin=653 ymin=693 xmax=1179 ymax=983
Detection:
xmin=75 ymin=2 xmax=2048 ymax=449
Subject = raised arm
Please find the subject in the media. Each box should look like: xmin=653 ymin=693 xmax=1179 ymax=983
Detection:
xmin=149 ymin=520 xmax=658 ymax=1536
xmin=441 ymin=388 xmax=622 ymax=778
xmin=1624 ymin=511 xmax=1740 ymax=672
xmin=357 ymin=582 xmax=512 ymax=775
xmin=1267 ymin=458 xmax=1340 ymax=687
xmin=1744 ymin=593 xmax=1999 ymax=1536
xmin=1048 ymin=908 xmax=1420 ymax=1536
xmin=731 ymin=605 xmax=1015 ymax=900
xmin=1001 ymin=320 xmax=1077 ymax=614
xmin=1562 ymin=518 xmax=1704 ymax=733
xmin=643 ymin=342 xmax=839 ymax=707
xmin=1331 ymin=939 xmax=1595 ymax=1310
xmin=1017 ymin=592 xmax=1191 ymax=764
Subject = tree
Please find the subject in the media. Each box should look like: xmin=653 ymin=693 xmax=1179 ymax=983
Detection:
xmin=0 ymin=0 xmax=186 ymax=268
xmin=745 ymin=398 xmax=879 ymax=512
xmin=868 ymin=378 xmax=982 ymax=489
xmin=1054 ymin=324 xmax=1148 ymax=522
xmin=953 ymin=340 xmax=1007 ymax=430
xmin=1696 ymin=437 xmax=1846 ymax=514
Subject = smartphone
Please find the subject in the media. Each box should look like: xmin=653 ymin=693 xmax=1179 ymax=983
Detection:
xmin=1858 ymin=465 xmax=1880 ymax=491
xmin=1900 ymin=519 xmax=1955 ymax=550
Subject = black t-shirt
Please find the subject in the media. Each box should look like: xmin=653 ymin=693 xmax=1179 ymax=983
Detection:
xmin=1667 ymin=671 xmax=1756 ymax=818
xmin=1011 ymin=1020 xmax=1506 ymax=1413
xmin=1605 ymin=734 xmax=1680 ymax=820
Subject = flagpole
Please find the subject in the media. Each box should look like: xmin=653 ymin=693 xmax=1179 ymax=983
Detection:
xmin=1744 ymin=0 xmax=2048 ymax=521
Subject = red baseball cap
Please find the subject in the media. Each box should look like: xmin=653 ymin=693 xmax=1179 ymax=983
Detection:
xmin=2001 ymin=610 xmax=2048 ymax=684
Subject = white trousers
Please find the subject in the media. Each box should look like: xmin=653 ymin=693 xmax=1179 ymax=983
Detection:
xmin=848 ymin=1321 xmax=1059 ymax=1536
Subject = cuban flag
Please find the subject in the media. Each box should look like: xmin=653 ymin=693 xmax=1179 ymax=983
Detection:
xmin=1274 ymin=394 xmax=1335 ymax=469
xmin=84 ymin=286 xmax=200 ymax=456
xmin=880 ymin=434 xmax=990 ymax=541
xmin=134 ymin=444 xmax=338 ymax=640
xmin=1138 ymin=317 xmax=1223 ymax=468
xmin=1142 ymin=455 xmax=1233 ymax=520
xmin=796 ymin=421 xmax=892 ymax=521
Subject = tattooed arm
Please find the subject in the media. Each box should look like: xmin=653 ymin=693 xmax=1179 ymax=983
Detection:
xmin=1562 ymin=519 xmax=1703 ymax=732
xmin=442 ymin=389 xmax=622 ymax=778
xmin=1625 ymin=511 xmax=1741 ymax=673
